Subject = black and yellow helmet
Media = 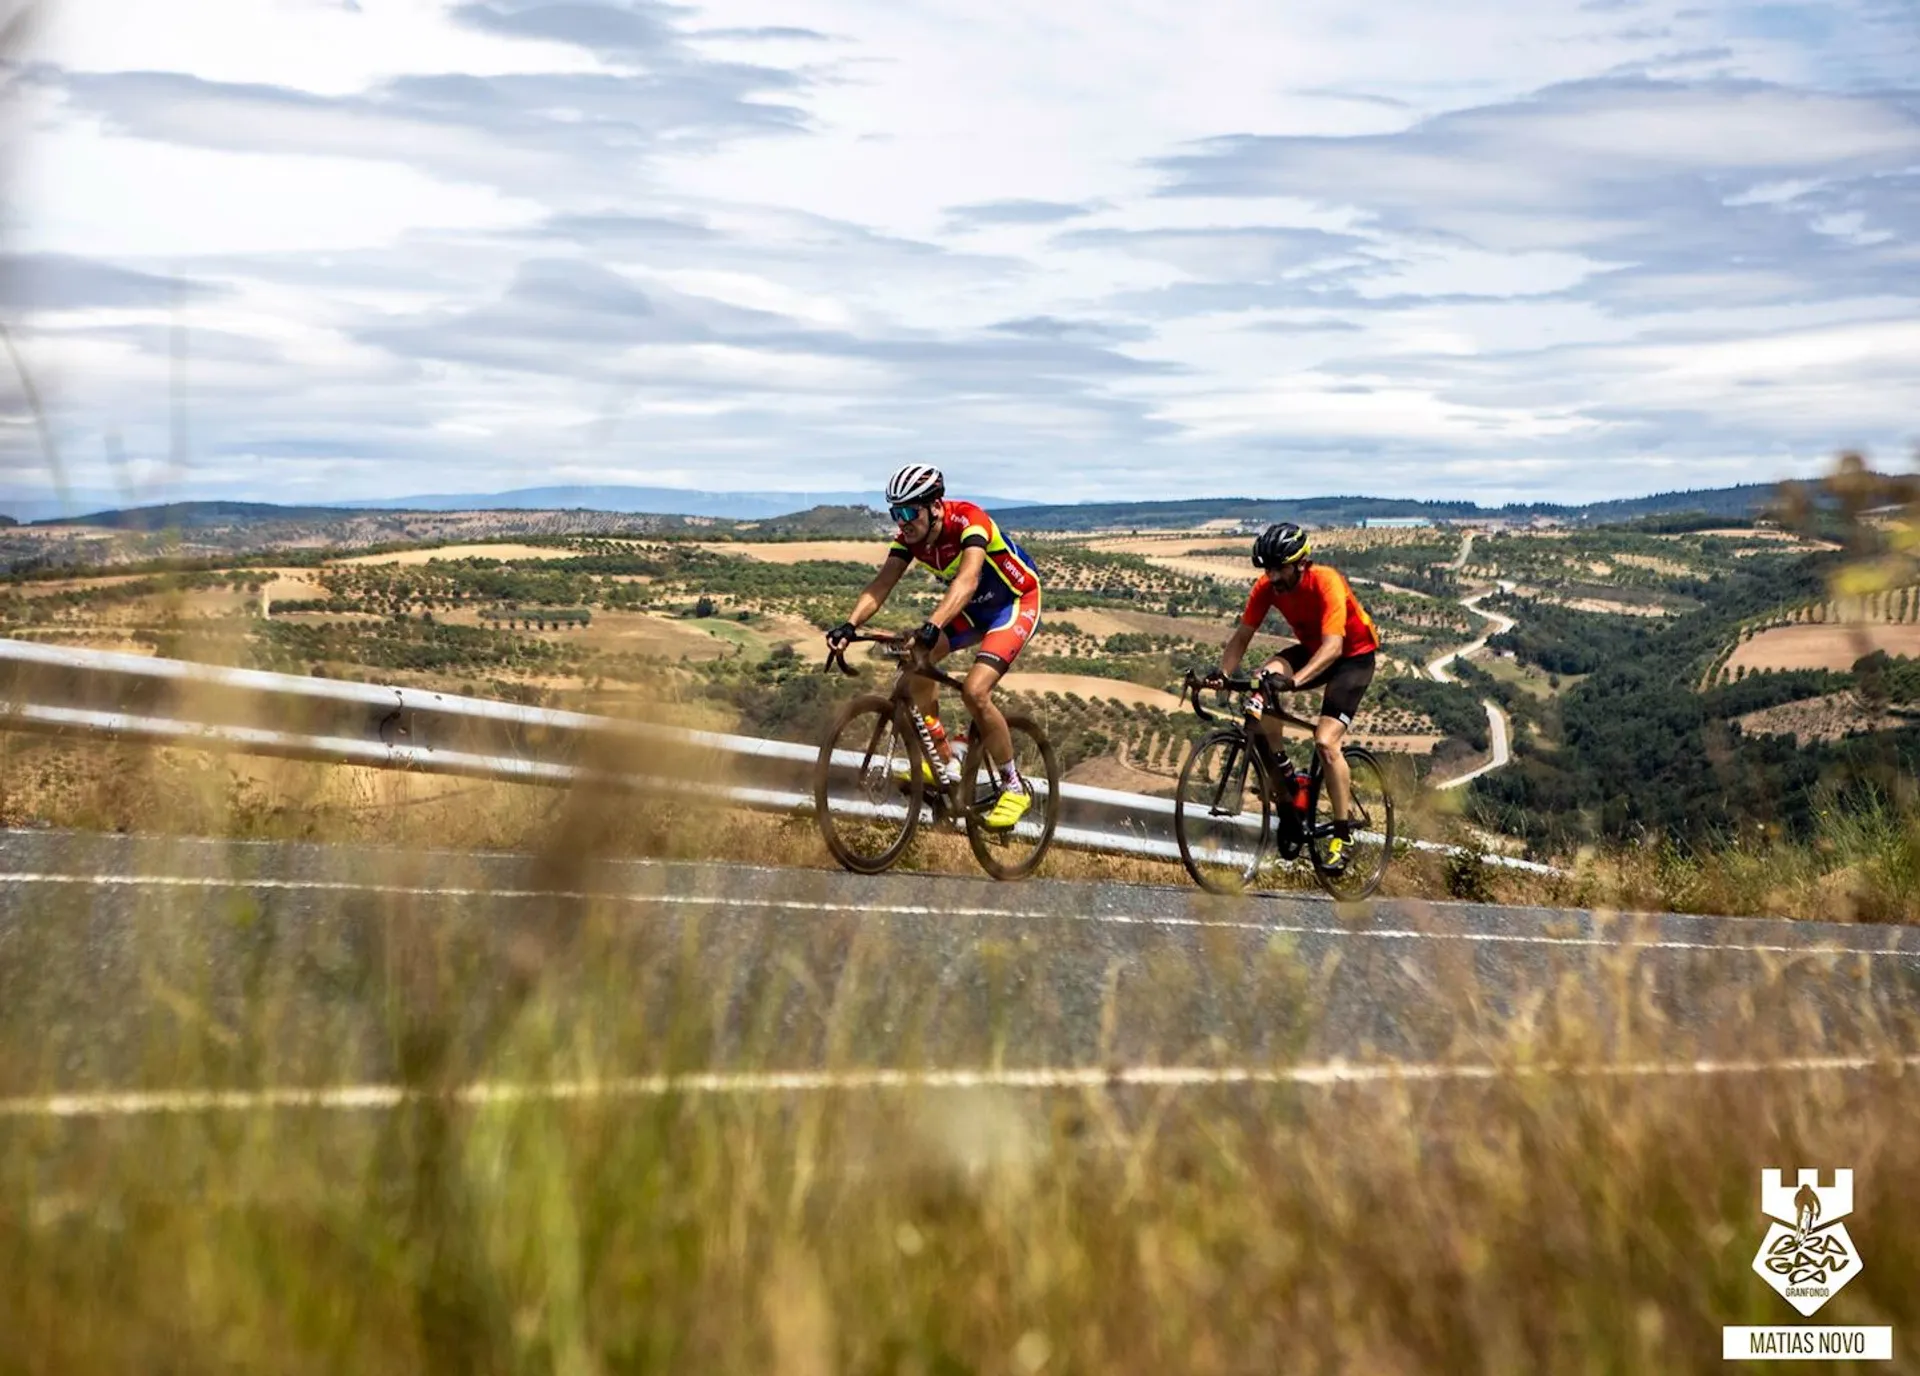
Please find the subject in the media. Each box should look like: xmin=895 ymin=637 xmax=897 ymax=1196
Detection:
xmin=1252 ymin=521 xmax=1311 ymax=570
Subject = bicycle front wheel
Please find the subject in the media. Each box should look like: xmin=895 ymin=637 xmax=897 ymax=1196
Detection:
xmin=962 ymin=711 xmax=1060 ymax=881
xmin=814 ymin=696 xmax=924 ymax=874
xmin=1174 ymin=730 xmax=1275 ymax=893
xmin=1309 ymin=745 xmax=1393 ymax=900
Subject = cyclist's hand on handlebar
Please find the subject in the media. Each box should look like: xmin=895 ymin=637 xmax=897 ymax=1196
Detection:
xmin=1200 ymin=665 xmax=1228 ymax=689
xmin=826 ymin=621 xmax=858 ymax=649
xmin=910 ymin=621 xmax=942 ymax=651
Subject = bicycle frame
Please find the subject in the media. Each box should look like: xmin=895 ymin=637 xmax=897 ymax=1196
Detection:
xmin=825 ymin=632 xmax=979 ymax=816
xmin=1181 ymin=670 xmax=1328 ymax=855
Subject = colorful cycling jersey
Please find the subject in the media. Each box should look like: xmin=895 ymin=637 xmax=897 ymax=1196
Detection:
xmin=1239 ymin=564 xmax=1380 ymax=658
xmin=888 ymin=499 xmax=1041 ymax=617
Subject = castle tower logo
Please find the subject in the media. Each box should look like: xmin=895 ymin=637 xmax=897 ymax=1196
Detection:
xmin=1752 ymin=1169 xmax=1861 ymax=1317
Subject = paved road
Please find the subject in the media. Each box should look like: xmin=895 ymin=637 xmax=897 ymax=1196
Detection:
xmin=1429 ymin=582 xmax=1518 ymax=790
xmin=2 ymin=829 xmax=1916 ymax=1111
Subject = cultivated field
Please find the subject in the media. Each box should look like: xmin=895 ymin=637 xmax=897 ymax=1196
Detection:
xmin=330 ymin=543 xmax=587 ymax=566
xmin=1010 ymin=672 xmax=1187 ymax=711
xmin=697 ymin=540 xmax=895 ymax=565
xmin=1727 ymin=623 xmax=1920 ymax=673
xmin=1736 ymin=691 xmax=1917 ymax=745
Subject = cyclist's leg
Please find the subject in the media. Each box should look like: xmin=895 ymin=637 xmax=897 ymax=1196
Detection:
xmin=1252 ymin=644 xmax=1313 ymax=757
xmin=913 ymin=618 xmax=970 ymax=719
xmin=1307 ymin=653 xmax=1376 ymax=828
xmin=962 ymin=593 xmax=1040 ymax=774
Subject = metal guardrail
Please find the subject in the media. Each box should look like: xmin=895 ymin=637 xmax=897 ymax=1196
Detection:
xmin=0 ymin=638 xmax=1559 ymax=875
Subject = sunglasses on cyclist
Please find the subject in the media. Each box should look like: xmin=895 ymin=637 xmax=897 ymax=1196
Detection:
xmin=889 ymin=503 xmax=927 ymax=525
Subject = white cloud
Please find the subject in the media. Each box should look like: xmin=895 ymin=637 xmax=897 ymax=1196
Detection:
xmin=5 ymin=0 xmax=1919 ymax=510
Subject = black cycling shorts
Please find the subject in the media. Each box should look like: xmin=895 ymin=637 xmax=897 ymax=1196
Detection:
xmin=1275 ymin=646 xmax=1376 ymax=728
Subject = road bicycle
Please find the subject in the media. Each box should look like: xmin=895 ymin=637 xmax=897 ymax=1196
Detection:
xmin=1172 ymin=669 xmax=1394 ymax=900
xmin=814 ymin=631 xmax=1060 ymax=880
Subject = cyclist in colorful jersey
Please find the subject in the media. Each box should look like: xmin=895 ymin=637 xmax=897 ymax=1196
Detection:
xmin=826 ymin=464 xmax=1043 ymax=830
xmin=1205 ymin=522 xmax=1380 ymax=873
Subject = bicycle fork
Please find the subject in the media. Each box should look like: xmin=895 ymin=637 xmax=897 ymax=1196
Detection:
xmin=1209 ymin=741 xmax=1250 ymax=818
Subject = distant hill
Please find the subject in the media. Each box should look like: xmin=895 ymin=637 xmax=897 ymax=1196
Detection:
xmin=14 ymin=481 xmax=1788 ymax=537
xmin=1001 ymin=495 xmax=1480 ymax=532
xmin=1522 ymin=483 xmax=1779 ymax=524
xmin=0 ymin=514 xmax=15 ymax=529
xmin=2 ymin=485 xmax=1032 ymax=525
xmin=1003 ymin=485 xmax=1781 ymax=532
xmin=728 ymin=505 xmax=890 ymax=539
xmin=331 ymin=485 xmax=1036 ymax=519
xmin=34 ymin=501 xmax=364 ymax=531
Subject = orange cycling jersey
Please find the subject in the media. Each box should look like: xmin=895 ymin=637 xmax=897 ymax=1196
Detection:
xmin=1239 ymin=564 xmax=1379 ymax=658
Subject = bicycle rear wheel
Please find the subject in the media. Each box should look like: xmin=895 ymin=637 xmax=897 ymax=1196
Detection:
xmin=1309 ymin=745 xmax=1393 ymax=900
xmin=814 ymin=695 xmax=924 ymax=874
xmin=962 ymin=711 xmax=1060 ymax=880
xmin=1175 ymin=730 xmax=1275 ymax=893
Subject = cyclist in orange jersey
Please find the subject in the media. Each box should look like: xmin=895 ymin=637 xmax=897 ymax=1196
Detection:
xmin=1205 ymin=522 xmax=1380 ymax=872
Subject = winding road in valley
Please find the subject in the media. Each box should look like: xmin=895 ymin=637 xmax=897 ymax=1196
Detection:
xmin=1426 ymin=553 xmax=1518 ymax=790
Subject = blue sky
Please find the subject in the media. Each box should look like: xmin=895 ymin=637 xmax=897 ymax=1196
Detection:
xmin=1 ymin=0 xmax=1916 ymax=512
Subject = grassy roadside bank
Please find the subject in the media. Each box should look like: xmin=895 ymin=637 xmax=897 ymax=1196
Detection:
xmin=3 ymin=859 xmax=1915 ymax=1373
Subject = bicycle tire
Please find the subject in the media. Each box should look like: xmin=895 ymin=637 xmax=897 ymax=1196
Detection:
xmin=1175 ymin=729 xmax=1275 ymax=893
xmin=815 ymin=695 xmax=924 ymax=874
xmin=962 ymin=710 xmax=1061 ymax=880
xmin=1307 ymin=744 xmax=1394 ymax=900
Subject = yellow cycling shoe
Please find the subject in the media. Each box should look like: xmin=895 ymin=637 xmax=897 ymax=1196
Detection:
xmin=894 ymin=756 xmax=940 ymax=787
xmin=982 ymin=787 xmax=1032 ymax=830
xmin=1321 ymin=834 xmax=1349 ymax=874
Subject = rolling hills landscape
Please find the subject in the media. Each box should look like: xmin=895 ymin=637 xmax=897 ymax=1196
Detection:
xmin=4 ymin=467 xmax=1916 ymax=899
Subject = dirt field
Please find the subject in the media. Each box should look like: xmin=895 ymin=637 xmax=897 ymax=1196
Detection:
xmin=1045 ymin=607 xmax=1251 ymax=641
xmin=260 ymin=573 xmax=326 ymax=605
xmin=1064 ymin=753 xmax=1178 ymax=796
xmin=561 ymin=610 xmax=734 ymax=660
xmin=1553 ymin=596 xmax=1673 ymax=618
xmin=1083 ymin=536 xmax=1221 ymax=556
xmin=330 ymin=544 xmax=580 ymax=566
xmin=1727 ymin=624 xmax=1920 ymax=673
xmin=1736 ymin=692 xmax=1916 ymax=744
xmin=13 ymin=574 xmax=151 ymax=598
xmin=1612 ymin=553 xmax=1693 ymax=576
xmin=697 ymin=541 xmax=895 ymax=566
xmin=1006 ymin=672 xmax=1187 ymax=711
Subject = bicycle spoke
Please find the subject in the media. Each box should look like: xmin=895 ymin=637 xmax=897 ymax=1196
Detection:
xmin=816 ymin=699 xmax=923 ymax=873
xmin=1176 ymin=733 xmax=1274 ymax=893
xmin=1309 ymin=748 xmax=1394 ymax=900
xmin=963 ymin=712 xmax=1060 ymax=880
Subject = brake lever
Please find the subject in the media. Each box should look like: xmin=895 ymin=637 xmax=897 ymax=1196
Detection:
xmin=1184 ymin=672 xmax=1217 ymax=723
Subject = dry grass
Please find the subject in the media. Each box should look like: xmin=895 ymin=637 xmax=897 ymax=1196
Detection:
xmin=1 ymin=747 xmax=1915 ymax=1372
xmin=2 ymin=632 xmax=1918 ymax=1371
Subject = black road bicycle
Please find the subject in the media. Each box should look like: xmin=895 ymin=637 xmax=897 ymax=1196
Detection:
xmin=1172 ymin=670 xmax=1394 ymax=900
xmin=814 ymin=632 xmax=1060 ymax=880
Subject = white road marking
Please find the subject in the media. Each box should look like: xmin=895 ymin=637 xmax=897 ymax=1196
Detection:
xmin=5 ymin=1054 xmax=1915 ymax=1119
xmin=0 ymin=872 xmax=1912 ymax=960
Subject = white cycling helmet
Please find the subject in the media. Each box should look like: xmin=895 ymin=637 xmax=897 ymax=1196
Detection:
xmin=885 ymin=464 xmax=945 ymax=508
